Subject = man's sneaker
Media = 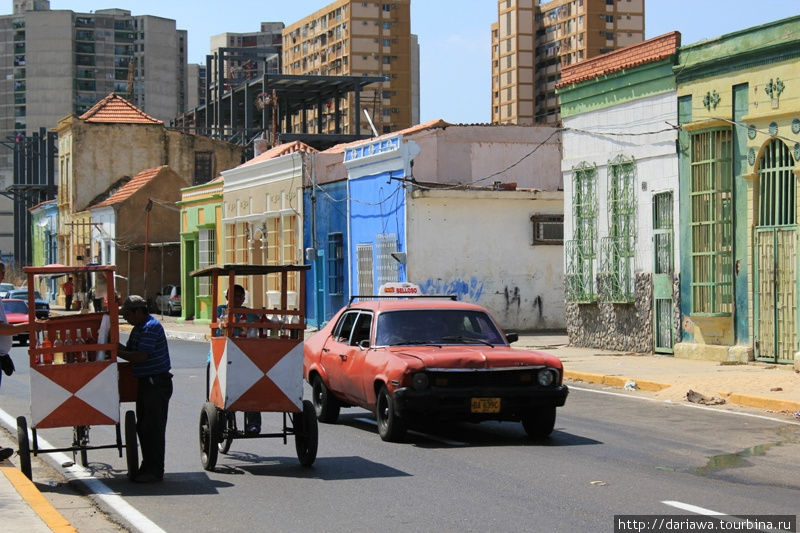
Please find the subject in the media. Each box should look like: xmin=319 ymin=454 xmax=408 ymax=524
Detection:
xmin=0 ymin=447 xmax=14 ymax=461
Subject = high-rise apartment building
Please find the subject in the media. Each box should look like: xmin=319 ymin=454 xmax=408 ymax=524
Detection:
xmin=491 ymin=0 xmax=644 ymax=125
xmin=282 ymin=0 xmax=418 ymax=135
xmin=209 ymin=22 xmax=284 ymax=90
xmin=0 ymin=1 xmax=188 ymax=262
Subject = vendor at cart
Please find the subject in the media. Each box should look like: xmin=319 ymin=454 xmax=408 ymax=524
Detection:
xmin=117 ymin=295 xmax=172 ymax=483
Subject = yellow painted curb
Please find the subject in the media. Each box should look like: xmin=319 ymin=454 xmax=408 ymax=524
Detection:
xmin=728 ymin=394 xmax=800 ymax=413
xmin=0 ymin=466 xmax=77 ymax=533
xmin=564 ymin=370 xmax=670 ymax=392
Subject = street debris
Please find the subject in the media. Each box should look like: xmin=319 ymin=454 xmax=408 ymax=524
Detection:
xmin=589 ymin=480 xmax=607 ymax=486
xmin=623 ymin=380 xmax=638 ymax=391
xmin=770 ymin=387 xmax=783 ymax=392
xmin=686 ymin=389 xmax=726 ymax=405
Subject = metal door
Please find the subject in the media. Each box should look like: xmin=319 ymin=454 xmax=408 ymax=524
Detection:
xmin=653 ymin=192 xmax=675 ymax=353
xmin=754 ymin=139 xmax=798 ymax=363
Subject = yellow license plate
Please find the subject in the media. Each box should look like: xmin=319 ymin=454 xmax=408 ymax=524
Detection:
xmin=470 ymin=397 xmax=500 ymax=413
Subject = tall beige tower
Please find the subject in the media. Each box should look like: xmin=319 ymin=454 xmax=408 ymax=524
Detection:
xmin=491 ymin=0 xmax=644 ymax=125
xmin=282 ymin=0 xmax=418 ymax=135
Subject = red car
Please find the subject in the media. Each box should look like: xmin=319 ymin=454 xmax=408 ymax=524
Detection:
xmin=2 ymin=298 xmax=29 ymax=346
xmin=303 ymin=296 xmax=568 ymax=441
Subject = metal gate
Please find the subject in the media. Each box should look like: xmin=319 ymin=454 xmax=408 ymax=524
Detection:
xmin=754 ymin=139 xmax=798 ymax=363
xmin=653 ymin=192 xmax=674 ymax=353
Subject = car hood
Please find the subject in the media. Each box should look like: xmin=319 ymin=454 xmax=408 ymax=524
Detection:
xmin=386 ymin=345 xmax=563 ymax=370
xmin=4 ymin=312 xmax=28 ymax=324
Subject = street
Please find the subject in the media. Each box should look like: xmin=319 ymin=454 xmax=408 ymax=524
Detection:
xmin=1 ymin=337 xmax=799 ymax=532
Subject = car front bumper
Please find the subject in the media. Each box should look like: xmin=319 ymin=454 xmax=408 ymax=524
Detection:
xmin=393 ymin=384 xmax=569 ymax=422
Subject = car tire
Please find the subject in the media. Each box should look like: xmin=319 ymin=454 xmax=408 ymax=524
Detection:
xmin=522 ymin=406 xmax=556 ymax=439
xmin=376 ymin=385 xmax=406 ymax=442
xmin=311 ymin=374 xmax=341 ymax=423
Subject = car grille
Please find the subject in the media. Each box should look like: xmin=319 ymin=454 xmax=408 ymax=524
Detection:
xmin=426 ymin=367 xmax=553 ymax=388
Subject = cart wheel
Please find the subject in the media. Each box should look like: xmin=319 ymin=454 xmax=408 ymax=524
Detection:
xmin=200 ymin=402 xmax=220 ymax=471
xmin=218 ymin=411 xmax=235 ymax=455
xmin=294 ymin=400 xmax=318 ymax=467
xmin=124 ymin=410 xmax=139 ymax=480
xmin=16 ymin=416 xmax=32 ymax=480
xmin=73 ymin=426 xmax=89 ymax=467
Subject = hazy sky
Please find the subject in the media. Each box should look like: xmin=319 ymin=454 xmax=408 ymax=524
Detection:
xmin=40 ymin=1 xmax=800 ymax=123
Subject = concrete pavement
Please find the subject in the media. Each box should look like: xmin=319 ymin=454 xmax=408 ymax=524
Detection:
xmin=2 ymin=311 xmax=798 ymax=531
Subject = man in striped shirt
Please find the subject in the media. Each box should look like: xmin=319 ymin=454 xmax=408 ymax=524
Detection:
xmin=118 ymin=295 xmax=172 ymax=483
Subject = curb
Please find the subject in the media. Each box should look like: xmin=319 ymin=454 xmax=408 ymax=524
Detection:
xmin=0 ymin=465 xmax=77 ymax=533
xmin=120 ymin=324 xmax=208 ymax=342
xmin=564 ymin=370 xmax=800 ymax=415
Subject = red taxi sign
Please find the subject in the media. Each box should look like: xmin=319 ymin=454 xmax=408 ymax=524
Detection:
xmin=378 ymin=282 xmax=420 ymax=296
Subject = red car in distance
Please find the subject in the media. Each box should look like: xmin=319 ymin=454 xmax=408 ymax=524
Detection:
xmin=303 ymin=293 xmax=568 ymax=442
xmin=2 ymin=298 xmax=29 ymax=346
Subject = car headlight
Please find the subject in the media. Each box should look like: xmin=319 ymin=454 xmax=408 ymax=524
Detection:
xmin=537 ymin=369 xmax=556 ymax=387
xmin=411 ymin=372 xmax=429 ymax=390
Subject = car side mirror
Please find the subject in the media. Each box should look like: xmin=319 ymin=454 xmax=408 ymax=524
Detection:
xmin=358 ymin=339 xmax=371 ymax=349
xmin=505 ymin=332 xmax=519 ymax=343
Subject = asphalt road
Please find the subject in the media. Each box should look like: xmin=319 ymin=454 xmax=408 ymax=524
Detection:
xmin=1 ymin=338 xmax=799 ymax=532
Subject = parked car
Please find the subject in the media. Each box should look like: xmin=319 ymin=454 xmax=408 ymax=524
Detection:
xmin=303 ymin=295 xmax=569 ymax=442
xmin=5 ymin=288 xmax=49 ymax=319
xmin=2 ymin=298 xmax=29 ymax=346
xmin=0 ymin=282 xmax=15 ymax=299
xmin=155 ymin=285 xmax=181 ymax=316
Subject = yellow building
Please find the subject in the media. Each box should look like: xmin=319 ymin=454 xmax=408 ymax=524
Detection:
xmin=491 ymin=0 xmax=644 ymax=125
xmin=282 ymin=0 xmax=416 ymax=135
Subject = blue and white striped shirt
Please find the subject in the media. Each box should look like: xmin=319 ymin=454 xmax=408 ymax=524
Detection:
xmin=126 ymin=314 xmax=171 ymax=378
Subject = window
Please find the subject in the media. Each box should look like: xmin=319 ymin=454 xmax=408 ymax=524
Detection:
xmin=690 ymin=129 xmax=732 ymax=315
xmin=194 ymin=151 xmax=213 ymax=185
xmin=376 ymin=233 xmax=399 ymax=285
xmin=531 ymin=215 xmax=564 ymax=245
xmin=198 ymin=228 xmax=215 ymax=296
xmin=600 ymin=156 xmax=636 ymax=302
xmin=566 ymin=162 xmax=597 ymax=302
xmin=357 ymin=244 xmax=374 ymax=296
xmin=327 ymin=232 xmax=344 ymax=295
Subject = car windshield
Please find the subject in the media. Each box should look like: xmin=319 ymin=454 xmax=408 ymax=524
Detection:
xmin=2 ymin=300 xmax=28 ymax=314
xmin=375 ymin=309 xmax=505 ymax=346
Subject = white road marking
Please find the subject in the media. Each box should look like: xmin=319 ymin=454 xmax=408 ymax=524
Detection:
xmin=568 ymin=385 xmax=800 ymax=425
xmin=662 ymin=501 xmax=786 ymax=533
xmin=353 ymin=417 xmax=467 ymax=446
xmin=0 ymin=409 xmax=166 ymax=533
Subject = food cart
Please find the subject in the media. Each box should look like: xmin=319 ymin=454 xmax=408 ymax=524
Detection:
xmin=189 ymin=264 xmax=317 ymax=471
xmin=15 ymin=264 xmax=138 ymax=480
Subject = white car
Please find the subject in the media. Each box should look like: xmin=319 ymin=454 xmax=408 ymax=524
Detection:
xmin=155 ymin=285 xmax=181 ymax=316
xmin=0 ymin=282 xmax=15 ymax=299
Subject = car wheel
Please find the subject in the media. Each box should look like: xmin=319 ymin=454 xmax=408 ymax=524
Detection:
xmin=522 ymin=406 xmax=556 ymax=439
xmin=376 ymin=385 xmax=406 ymax=442
xmin=311 ymin=374 xmax=340 ymax=423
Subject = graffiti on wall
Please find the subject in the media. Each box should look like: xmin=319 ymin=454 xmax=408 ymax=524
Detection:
xmin=419 ymin=277 xmax=485 ymax=302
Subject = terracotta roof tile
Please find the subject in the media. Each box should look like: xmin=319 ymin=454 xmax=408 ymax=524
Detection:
xmin=239 ymin=140 xmax=317 ymax=167
xmin=92 ymin=165 xmax=167 ymax=208
xmin=557 ymin=32 xmax=681 ymax=88
xmin=322 ymin=118 xmax=451 ymax=153
xmin=79 ymin=93 xmax=163 ymax=124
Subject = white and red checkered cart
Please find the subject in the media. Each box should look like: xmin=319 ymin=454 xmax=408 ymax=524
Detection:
xmin=15 ymin=264 xmax=139 ymax=481
xmin=189 ymin=264 xmax=317 ymax=471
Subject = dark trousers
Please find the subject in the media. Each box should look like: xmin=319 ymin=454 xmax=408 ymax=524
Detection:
xmin=65 ymin=294 xmax=73 ymax=310
xmin=136 ymin=373 xmax=173 ymax=476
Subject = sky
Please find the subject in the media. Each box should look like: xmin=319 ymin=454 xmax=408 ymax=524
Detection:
xmin=39 ymin=1 xmax=800 ymax=124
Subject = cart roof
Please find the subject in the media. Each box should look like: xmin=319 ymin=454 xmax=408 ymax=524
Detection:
xmin=190 ymin=264 xmax=311 ymax=278
xmin=23 ymin=264 xmax=116 ymax=274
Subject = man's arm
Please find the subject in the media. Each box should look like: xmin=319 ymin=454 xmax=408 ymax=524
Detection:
xmin=117 ymin=344 xmax=150 ymax=363
xmin=0 ymin=322 xmax=26 ymax=335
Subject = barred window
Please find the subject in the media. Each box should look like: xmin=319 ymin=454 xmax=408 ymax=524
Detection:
xmin=566 ymin=162 xmax=597 ymax=303
xmin=198 ymin=228 xmax=215 ymax=297
xmin=327 ymin=232 xmax=344 ymax=296
xmin=690 ymin=129 xmax=733 ymax=315
xmin=600 ymin=155 xmax=636 ymax=302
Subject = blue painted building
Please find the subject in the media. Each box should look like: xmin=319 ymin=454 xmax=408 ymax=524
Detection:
xmin=344 ymin=135 xmax=419 ymax=298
